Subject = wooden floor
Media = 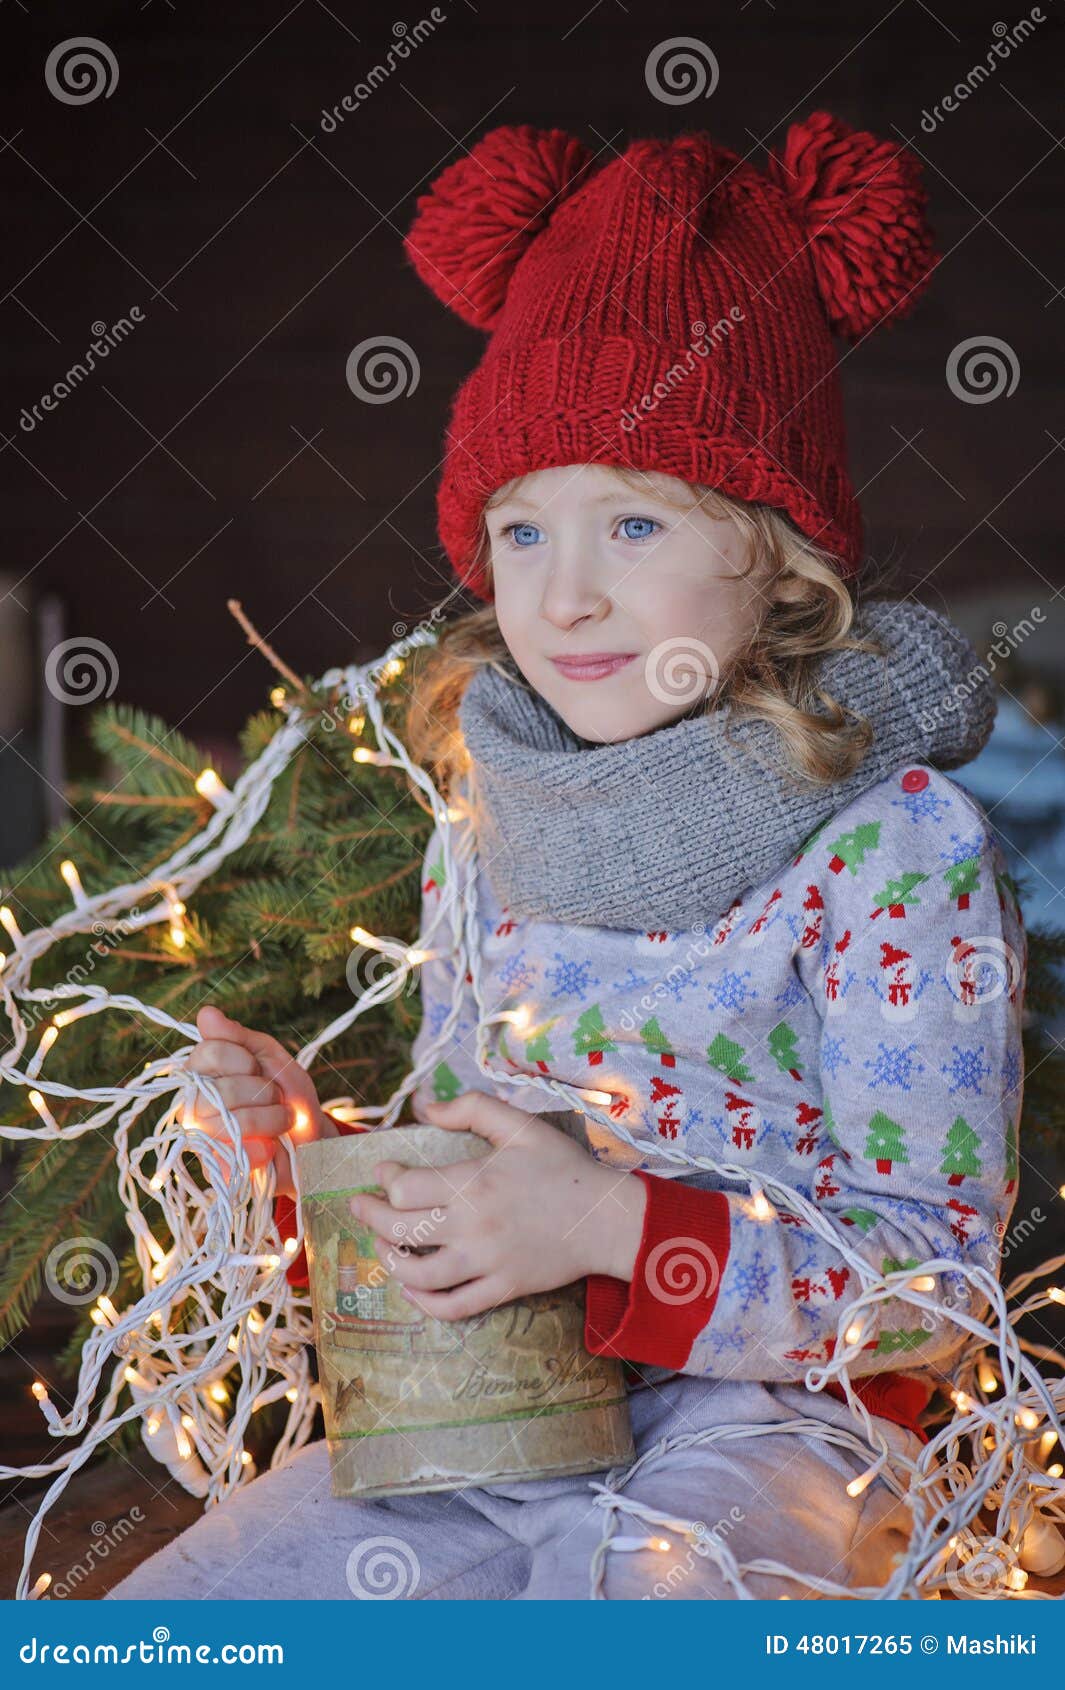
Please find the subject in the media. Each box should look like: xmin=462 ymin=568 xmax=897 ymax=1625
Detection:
xmin=3 ymin=1453 xmax=1063 ymax=1601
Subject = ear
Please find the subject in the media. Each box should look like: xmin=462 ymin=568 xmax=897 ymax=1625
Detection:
xmin=403 ymin=124 xmax=595 ymax=331
xmin=767 ymin=110 xmax=939 ymax=341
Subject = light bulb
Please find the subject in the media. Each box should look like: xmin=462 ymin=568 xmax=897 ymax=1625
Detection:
xmin=269 ymin=685 xmax=287 ymax=708
xmin=59 ymin=859 xmax=84 ymax=899
xmin=951 ymin=1389 xmax=973 ymax=1414
xmin=195 ymin=767 xmax=224 ymax=800
xmin=283 ymin=1237 xmax=299 ymax=1256
xmin=846 ymin=1465 xmax=876 ymax=1498
xmin=31 ymin=1381 xmax=48 ymax=1402
xmin=844 ymin=1323 xmax=864 ymax=1346
xmin=30 ymin=1573 xmax=52 ymax=1599
xmin=209 ymin=1384 xmax=227 ymax=1404
xmin=1047 ymin=1286 xmax=1065 ymax=1305
xmin=751 ymin=1190 xmax=773 ymax=1220
xmin=910 ymin=1275 xmax=936 ymax=1292
xmin=1015 ymin=1407 xmax=1041 ymax=1431
xmin=285 ymin=1387 xmax=298 ymax=1402
xmin=0 ymin=905 xmax=22 ymax=941
xmin=978 ymin=1365 xmax=998 ymax=1393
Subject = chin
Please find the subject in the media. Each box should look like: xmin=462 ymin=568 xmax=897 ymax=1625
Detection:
xmin=552 ymin=693 xmax=673 ymax=745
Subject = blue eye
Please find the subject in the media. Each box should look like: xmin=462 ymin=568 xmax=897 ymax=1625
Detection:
xmin=502 ymin=521 xmax=545 ymax=547
xmin=618 ymin=516 xmax=661 ymax=541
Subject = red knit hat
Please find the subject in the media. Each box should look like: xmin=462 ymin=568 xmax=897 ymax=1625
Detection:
xmin=404 ymin=114 xmax=939 ymax=599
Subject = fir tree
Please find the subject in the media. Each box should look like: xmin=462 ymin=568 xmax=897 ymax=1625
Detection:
xmin=940 ymin=1115 xmax=982 ymax=1185
xmin=865 ymin=1110 xmax=910 ymax=1175
xmin=768 ymin=1021 xmax=801 ymax=1079
xmin=945 ymin=856 xmax=981 ymax=910
xmin=706 ymin=1032 xmax=754 ymax=1083
xmin=827 ymin=821 xmax=881 ymax=875
xmin=639 ymin=1015 xmax=676 ymax=1067
xmin=572 ymin=1005 xmax=615 ymax=1066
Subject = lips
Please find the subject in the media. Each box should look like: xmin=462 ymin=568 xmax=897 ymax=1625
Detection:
xmin=549 ymin=652 xmax=637 ymax=682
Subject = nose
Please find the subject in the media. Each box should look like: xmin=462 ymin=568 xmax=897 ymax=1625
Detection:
xmin=539 ymin=538 xmax=608 ymax=633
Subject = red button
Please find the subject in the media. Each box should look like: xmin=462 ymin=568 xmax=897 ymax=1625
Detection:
xmin=901 ymin=768 xmax=929 ymax=792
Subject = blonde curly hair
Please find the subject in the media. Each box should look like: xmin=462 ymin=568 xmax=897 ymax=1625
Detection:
xmin=405 ymin=465 xmax=891 ymax=799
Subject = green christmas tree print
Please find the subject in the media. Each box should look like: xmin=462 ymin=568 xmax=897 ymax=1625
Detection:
xmin=706 ymin=1032 xmax=754 ymax=1084
xmin=1005 ymin=1112 xmax=1018 ymax=1194
xmin=768 ymin=1021 xmax=802 ymax=1079
xmin=870 ymin=870 xmax=928 ymax=915
xmin=827 ymin=820 xmax=881 ymax=876
xmin=573 ymin=1004 xmax=616 ymax=1066
xmin=945 ymin=856 xmax=981 ymax=911
xmin=865 ymin=1110 xmax=910 ymax=1174
xmin=423 ymin=851 xmax=446 ymax=893
xmin=640 ymin=1016 xmax=676 ymax=1067
xmin=432 ymin=1061 xmax=462 ymax=1102
xmin=940 ymin=1114 xmax=982 ymax=1185
xmin=841 ymin=1207 xmax=880 ymax=1233
xmin=875 ymin=1327 xmax=930 ymax=1354
xmin=525 ymin=1019 xmax=558 ymax=1073
xmin=881 ymin=1255 xmax=920 ymax=1275
xmin=823 ymin=1097 xmax=843 ymax=1151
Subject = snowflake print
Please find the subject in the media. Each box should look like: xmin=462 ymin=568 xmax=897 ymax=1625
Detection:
xmin=820 ymin=1034 xmax=850 ymax=1080
xmin=706 ymin=968 xmax=758 ymax=1013
xmin=940 ymin=829 xmax=985 ymax=870
xmin=1003 ymin=1045 xmax=1022 ymax=1097
xmin=425 ymin=997 xmax=451 ymax=1039
xmin=706 ymin=1324 xmax=750 ymax=1358
xmin=496 ymin=948 xmax=538 ymax=994
xmin=733 ymin=1247 xmax=778 ymax=1313
xmin=940 ymin=1043 xmax=992 ymax=1095
xmin=891 ymin=786 xmax=952 ymax=825
xmin=863 ymin=1041 xmax=925 ymax=1091
xmin=775 ymin=973 xmax=808 ymax=1012
xmin=544 ymin=953 xmax=601 ymax=1001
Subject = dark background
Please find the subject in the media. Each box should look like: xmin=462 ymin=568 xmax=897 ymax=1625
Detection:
xmin=2 ymin=0 xmax=1064 ymax=1595
xmin=2 ymin=0 xmax=1063 ymax=755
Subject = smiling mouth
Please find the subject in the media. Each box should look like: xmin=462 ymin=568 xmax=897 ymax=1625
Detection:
xmin=548 ymin=653 xmax=638 ymax=682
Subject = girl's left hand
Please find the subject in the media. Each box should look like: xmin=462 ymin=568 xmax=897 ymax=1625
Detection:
xmin=347 ymin=1091 xmax=647 ymax=1320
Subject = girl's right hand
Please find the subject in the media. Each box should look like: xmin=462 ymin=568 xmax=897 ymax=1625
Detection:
xmin=186 ymin=1005 xmax=337 ymax=1196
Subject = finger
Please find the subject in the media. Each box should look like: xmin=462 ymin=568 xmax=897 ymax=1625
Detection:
xmin=348 ymin=1193 xmax=448 ymax=1247
xmin=193 ymin=1104 xmax=290 ymax=1140
xmin=372 ymin=1161 xmax=466 ymax=1211
xmin=193 ymin=1074 xmax=281 ymax=1114
xmin=187 ymin=1039 xmax=260 ymax=1079
xmin=375 ymin=1241 xmax=469 ymax=1292
xmin=402 ymin=1276 xmax=510 ymax=1322
xmin=422 ymin=1091 xmax=531 ymax=1148
xmin=196 ymin=1005 xmax=288 ymax=1068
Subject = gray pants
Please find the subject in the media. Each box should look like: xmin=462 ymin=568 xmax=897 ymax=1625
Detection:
xmin=106 ymin=1374 xmax=922 ymax=1601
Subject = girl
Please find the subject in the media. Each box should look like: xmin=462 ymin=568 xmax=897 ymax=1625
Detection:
xmin=108 ymin=116 xmax=1024 ymax=1601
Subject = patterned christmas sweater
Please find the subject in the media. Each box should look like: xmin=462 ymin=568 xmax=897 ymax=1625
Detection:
xmin=408 ymin=760 xmax=1027 ymax=1441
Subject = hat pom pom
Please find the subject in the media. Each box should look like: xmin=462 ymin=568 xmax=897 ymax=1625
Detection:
xmin=404 ymin=125 xmax=595 ymax=331
xmin=768 ymin=110 xmax=938 ymax=340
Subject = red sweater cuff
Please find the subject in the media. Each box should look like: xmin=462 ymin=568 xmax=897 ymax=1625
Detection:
xmin=584 ymin=1172 xmax=731 ymax=1370
xmin=278 ymin=1117 xmax=368 ymax=1288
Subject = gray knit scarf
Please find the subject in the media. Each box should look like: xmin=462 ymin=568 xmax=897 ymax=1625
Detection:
xmin=457 ymin=598 xmax=996 ymax=932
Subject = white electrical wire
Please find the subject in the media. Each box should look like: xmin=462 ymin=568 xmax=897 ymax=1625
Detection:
xmin=0 ymin=627 xmax=1062 ymax=1602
